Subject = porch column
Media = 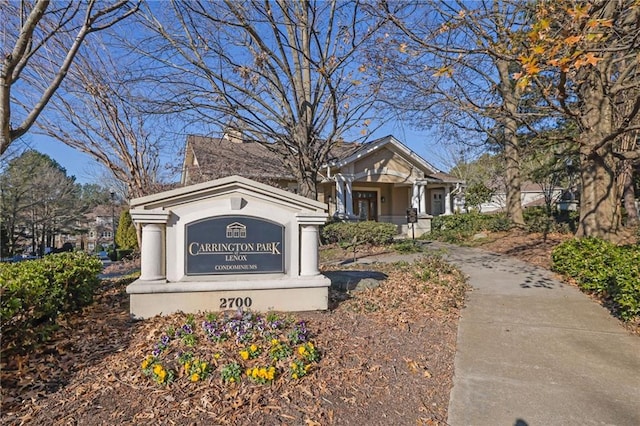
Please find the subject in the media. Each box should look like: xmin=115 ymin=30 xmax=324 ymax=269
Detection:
xmin=419 ymin=184 xmax=426 ymax=214
xmin=335 ymin=178 xmax=345 ymax=216
xmin=444 ymin=185 xmax=452 ymax=215
xmin=345 ymin=178 xmax=354 ymax=217
xmin=296 ymin=212 xmax=329 ymax=276
xmin=412 ymin=184 xmax=420 ymax=211
xmin=130 ymin=209 xmax=171 ymax=282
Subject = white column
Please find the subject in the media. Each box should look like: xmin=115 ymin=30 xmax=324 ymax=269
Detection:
xmin=140 ymin=223 xmax=165 ymax=281
xmin=345 ymin=179 xmax=354 ymax=217
xmin=412 ymin=184 xmax=420 ymax=210
xmin=130 ymin=209 xmax=171 ymax=282
xmin=419 ymin=184 xmax=426 ymax=214
xmin=444 ymin=185 xmax=452 ymax=215
xmin=335 ymin=178 xmax=345 ymax=216
xmin=296 ymin=212 xmax=329 ymax=277
xmin=299 ymin=224 xmax=320 ymax=276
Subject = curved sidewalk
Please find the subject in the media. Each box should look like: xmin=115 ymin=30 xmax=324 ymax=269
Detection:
xmin=356 ymin=242 xmax=640 ymax=426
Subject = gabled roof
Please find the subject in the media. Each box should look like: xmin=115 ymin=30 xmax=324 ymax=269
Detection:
xmin=182 ymin=133 xmax=462 ymax=185
xmin=328 ymin=135 xmax=462 ymax=184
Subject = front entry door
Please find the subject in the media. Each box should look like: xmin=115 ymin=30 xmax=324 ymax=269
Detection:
xmin=353 ymin=191 xmax=378 ymax=221
xmin=432 ymin=191 xmax=444 ymax=216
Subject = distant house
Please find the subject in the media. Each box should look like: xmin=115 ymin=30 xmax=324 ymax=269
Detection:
xmin=54 ymin=204 xmax=118 ymax=253
xmin=182 ymin=134 xmax=464 ymax=236
xmin=480 ymin=182 xmax=564 ymax=213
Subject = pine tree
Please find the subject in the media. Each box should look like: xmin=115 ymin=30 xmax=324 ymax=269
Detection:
xmin=115 ymin=210 xmax=138 ymax=251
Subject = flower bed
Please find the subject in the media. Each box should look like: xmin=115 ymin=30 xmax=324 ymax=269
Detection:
xmin=140 ymin=311 xmax=320 ymax=386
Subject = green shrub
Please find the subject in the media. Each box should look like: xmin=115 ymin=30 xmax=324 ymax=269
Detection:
xmin=524 ymin=207 xmax=578 ymax=234
xmin=552 ymin=238 xmax=640 ymax=320
xmin=426 ymin=212 xmax=506 ymax=243
xmin=320 ymin=221 xmax=397 ymax=246
xmin=0 ymin=252 xmax=103 ymax=350
xmin=392 ymin=239 xmax=423 ymax=254
xmin=116 ymin=249 xmax=134 ymax=261
xmin=486 ymin=214 xmax=512 ymax=232
xmin=523 ymin=207 xmax=555 ymax=233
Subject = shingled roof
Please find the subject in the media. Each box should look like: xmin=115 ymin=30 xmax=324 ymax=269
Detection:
xmin=183 ymin=135 xmax=289 ymax=183
xmin=182 ymin=134 xmax=363 ymax=185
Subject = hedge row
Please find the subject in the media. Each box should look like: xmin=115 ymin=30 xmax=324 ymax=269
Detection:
xmin=427 ymin=212 xmax=511 ymax=243
xmin=427 ymin=208 xmax=579 ymax=243
xmin=551 ymin=238 xmax=640 ymax=321
xmin=0 ymin=252 xmax=103 ymax=350
xmin=321 ymin=221 xmax=397 ymax=247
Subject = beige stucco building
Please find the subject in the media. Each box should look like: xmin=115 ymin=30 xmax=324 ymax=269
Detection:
xmin=182 ymin=134 xmax=464 ymax=236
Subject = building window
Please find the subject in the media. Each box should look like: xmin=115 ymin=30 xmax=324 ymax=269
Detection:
xmin=89 ymin=231 xmax=95 ymax=238
xmin=101 ymin=231 xmax=112 ymax=238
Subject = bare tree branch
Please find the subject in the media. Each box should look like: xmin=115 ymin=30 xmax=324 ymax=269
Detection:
xmin=1 ymin=0 xmax=139 ymax=155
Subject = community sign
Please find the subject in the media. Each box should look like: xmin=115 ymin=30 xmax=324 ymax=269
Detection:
xmin=185 ymin=215 xmax=284 ymax=275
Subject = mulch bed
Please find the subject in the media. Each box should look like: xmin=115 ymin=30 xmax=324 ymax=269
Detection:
xmin=1 ymin=257 xmax=468 ymax=425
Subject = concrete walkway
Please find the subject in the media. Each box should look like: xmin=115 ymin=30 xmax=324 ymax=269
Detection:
xmin=355 ymin=242 xmax=640 ymax=426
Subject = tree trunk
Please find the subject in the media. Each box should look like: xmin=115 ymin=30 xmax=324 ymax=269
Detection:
xmin=576 ymin=148 xmax=621 ymax=239
xmin=504 ymin=124 xmax=525 ymax=226
xmin=621 ymin=162 xmax=639 ymax=227
xmin=575 ymin=72 xmax=621 ymax=239
xmin=497 ymin=59 xmax=524 ymax=226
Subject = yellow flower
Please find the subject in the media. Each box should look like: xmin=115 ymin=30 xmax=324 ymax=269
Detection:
xmin=201 ymin=362 xmax=208 ymax=371
xmin=190 ymin=373 xmax=200 ymax=382
xmin=308 ymin=342 xmax=314 ymax=349
xmin=271 ymin=338 xmax=279 ymax=345
xmin=153 ymin=364 xmax=164 ymax=375
xmin=298 ymin=346 xmax=307 ymax=355
xmin=240 ymin=350 xmax=249 ymax=360
xmin=250 ymin=344 xmax=258 ymax=352
xmin=141 ymin=359 xmax=150 ymax=369
xmin=214 ymin=353 xmax=221 ymax=359
xmin=292 ymin=373 xmax=298 ymax=379
xmin=229 ymin=377 xmax=235 ymax=383
xmin=290 ymin=362 xmax=297 ymax=369
xmin=246 ymin=368 xmax=252 ymax=376
xmin=184 ymin=362 xmax=191 ymax=372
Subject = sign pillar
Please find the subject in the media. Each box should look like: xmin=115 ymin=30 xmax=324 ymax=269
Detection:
xmin=130 ymin=209 xmax=171 ymax=282
xmin=296 ymin=212 xmax=328 ymax=277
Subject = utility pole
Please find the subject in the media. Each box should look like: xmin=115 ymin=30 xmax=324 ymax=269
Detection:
xmin=110 ymin=190 xmax=117 ymax=257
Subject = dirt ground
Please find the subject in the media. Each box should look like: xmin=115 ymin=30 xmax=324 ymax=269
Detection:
xmin=469 ymin=230 xmax=572 ymax=270
xmin=2 ymin=231 xmax=634 ymax=425
xmin=1 ymin=254 xmax=467 ymax=426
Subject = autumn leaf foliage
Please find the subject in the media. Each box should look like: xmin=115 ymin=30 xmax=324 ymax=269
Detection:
xmin=514 ymin=1 xmax=627 ymax=87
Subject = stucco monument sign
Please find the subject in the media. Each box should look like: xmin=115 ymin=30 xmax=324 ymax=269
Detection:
xmin=126 ymin=175 xmax=330 ymax=319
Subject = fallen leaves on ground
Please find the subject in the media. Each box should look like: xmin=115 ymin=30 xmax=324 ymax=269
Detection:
xmin=1 ymin=256 xmax=469 ymax=425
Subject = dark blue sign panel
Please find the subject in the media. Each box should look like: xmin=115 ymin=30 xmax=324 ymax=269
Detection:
xmin=185 ymin=216 xmax=285 ymax=275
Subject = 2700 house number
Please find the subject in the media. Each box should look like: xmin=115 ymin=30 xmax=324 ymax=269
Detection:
xmin=219 ymin=297 xmax=253 ymax=309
